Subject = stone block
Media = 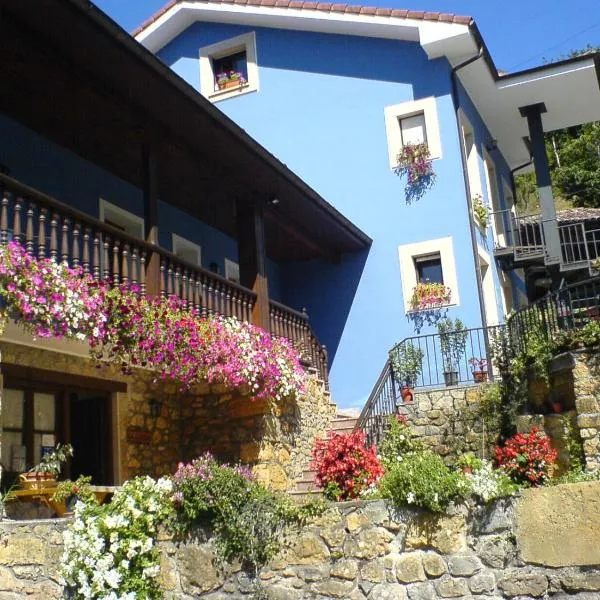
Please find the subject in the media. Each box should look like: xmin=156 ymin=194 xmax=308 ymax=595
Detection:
xmin=288 ymin=532 xmax=330 ymax=565
xmin=346 ymin=510 xmax=371 ymax=532
xmin=421 ymin=552 xmax=447 ymax=578
xmin=361 ymin=559 xmax=387 ymax=583
xmin=312 ymin=578 xmax=355 ymax=598
xmin=497 ymin=571 xmax=547 ymax=597
xmin=330 ymin=559 xmax=359 ymax=580
xmin=406 ymin=514 xmax=467 ymax=554
xmin=446 ymin=554 xmax=481 ymax=576
xmin=343 ymin=527 xmax=393 ymax=560
xmin=561 ymin=571 xmax=600 ymax=592
xmin=368 ymin=583 xmax=408 ymax=599
xmin=406 ymin=581 xmax=437 ymax=600
xmin=469 ymin=571 xmax=496 ymax=594
xmin=433 ymin=575 xmax=469 ymax=597
xmin=177 ymin=544 xmax=222 ymax=595
xmin=577 ymin=413 xmax=600 ymax=428
xmin=516 ymin=481 xmax=600 ymax=567
xmin=393 ymin=553 xmax=426 ymax=583
xmin=477 ymin=535 xmax=514 ymax=569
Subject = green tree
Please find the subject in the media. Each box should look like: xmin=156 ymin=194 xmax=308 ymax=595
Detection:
xmin=515 ymin=46 xmax=600 ymax=210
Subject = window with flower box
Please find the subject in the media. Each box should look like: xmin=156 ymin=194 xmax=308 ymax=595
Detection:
xmin=384 ymin=97 xmax=442 ymax=170
xmin=200 ymin=32 xmax=258 ymax=103
xmin=398 ymin=237 xmax=459 ymax=314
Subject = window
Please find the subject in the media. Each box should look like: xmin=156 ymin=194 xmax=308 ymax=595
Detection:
xmin=1 ymin=377 xmax=114 ymax=490
xmin=415 ymin=254 xmax=443 ymax=284
xmin=172 ymin=234 xmax=201 ymax=266
xmin=212 ymin=51 xmax=248 ymax=91
xmin=400 ymin=113 xmax=427 ymax=147
xmin=99 ymin=199 xmax=144 ymax=238
xmin=384 ymin=97 xmax=442 ymax=170
xmin=224 ymin=258 xmax=240 ymax=284
xmin=398 ymin=237 xmax=459 ymax=313
xmin=200 ymin=32 xmax=258 ymax=102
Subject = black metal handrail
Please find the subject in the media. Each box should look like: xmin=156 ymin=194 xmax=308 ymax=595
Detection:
xmin=507 ymin=277 xmax=600 ymax=354
xmin=356 ymin=324 xmax=503 ymax=447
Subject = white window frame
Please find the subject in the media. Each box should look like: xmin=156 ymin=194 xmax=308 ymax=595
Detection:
xmin=384 ymin=97 xmax=442 ymax=170
xmin=224 ymin=258 xmax=240 ymax=284
xmin=477 ymin=245 xmax=500 ymax=326
xmin=199 ymin=32 xmax=259 ymax=103
xmin=398 ymin=237 xmax=459 ymax=314
xmin=99 ymin=199 xmax=144 ymax=238
xmin=172 ymin=234 xmax=202 ymax=266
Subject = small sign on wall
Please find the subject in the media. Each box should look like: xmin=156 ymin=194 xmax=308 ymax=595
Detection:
xmin=126 ymin=428 xmax=152 ymax=444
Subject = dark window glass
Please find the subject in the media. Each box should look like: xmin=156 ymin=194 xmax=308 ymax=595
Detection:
xmin=415 ymin=256 xmax=443 ymax=284
xmin=213 ymin=51 xmax=248 ymax=85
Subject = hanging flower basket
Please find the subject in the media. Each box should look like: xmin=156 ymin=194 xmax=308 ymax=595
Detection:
xmin=394 ymin=142 xmax=436 ymax=204
xmin=409 ymin=282 xmax=452 ymax=311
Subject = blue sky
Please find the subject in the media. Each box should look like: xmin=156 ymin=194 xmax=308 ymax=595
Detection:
xmin=96 ymin=0 xmax=600 ymax=72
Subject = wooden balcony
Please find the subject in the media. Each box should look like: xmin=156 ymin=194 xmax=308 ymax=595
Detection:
xmin=0 ymin=174 xmax=329 ymax=386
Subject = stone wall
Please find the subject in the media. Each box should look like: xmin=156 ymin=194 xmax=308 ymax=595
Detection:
xmin=399 ymin=386 xmax=497 ymax=463
xmin=519 ymin=351 xmax=600 ymax=474
xmin=3 ymin=482 xmax=600 ymax=599
xmin=0 ymin=340 xmax=334 ymax=492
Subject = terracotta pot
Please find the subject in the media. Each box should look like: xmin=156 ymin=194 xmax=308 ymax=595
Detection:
xmin=400 ymin=386 xmax=414 ymax=403
xmin=19 ymin=472 xmax=57 ymax=491
xmin=473 ymin=370 xmax=488 ymax=383
xmin=551 ymin=402 xmax=562 ymax=414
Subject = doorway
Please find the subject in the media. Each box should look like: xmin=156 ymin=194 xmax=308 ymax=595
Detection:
xmin=68 ymin=391 xmax=113 ymax=485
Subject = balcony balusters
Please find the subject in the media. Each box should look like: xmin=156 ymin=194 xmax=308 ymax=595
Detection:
xmin=0 ymin=173 xmax=327 ymax=385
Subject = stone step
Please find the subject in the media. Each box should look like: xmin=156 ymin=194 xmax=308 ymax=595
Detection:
xmin=288 ymin=488 xmax=324 ymax=503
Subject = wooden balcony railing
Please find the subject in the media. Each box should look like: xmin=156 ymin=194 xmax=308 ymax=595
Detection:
xmin=269 ymin=300 xmax=329 ymax=387
xmin=0 ymin=174 xmax=328 ymax=386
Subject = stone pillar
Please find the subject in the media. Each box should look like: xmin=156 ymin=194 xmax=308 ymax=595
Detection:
xmin=572 ymin=351 xmax=600 ymax=472
xmin=519 ymin=103 xmax=562 ymax=266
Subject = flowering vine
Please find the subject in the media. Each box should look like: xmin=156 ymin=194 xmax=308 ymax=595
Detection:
xmin=0 ymin=241 xmax=306 ymax=401
xmin=394 ymin=142 xmax=436 ymax=204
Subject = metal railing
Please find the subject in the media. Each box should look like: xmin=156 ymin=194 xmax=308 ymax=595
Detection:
xmin=356 ymin=324 xmax=503 ymax=446
xmin=507 ymin=277 xmax=600 ymax=354
xmin=0 ymin=173 xmax=329 ymax=385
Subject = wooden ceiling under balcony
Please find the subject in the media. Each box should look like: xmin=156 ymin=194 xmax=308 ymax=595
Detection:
xmin=0 ymin=0 xmax=370 ymax=263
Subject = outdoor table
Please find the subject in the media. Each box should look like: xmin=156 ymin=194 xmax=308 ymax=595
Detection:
xmin=8 ymin=485 xmax=118 ymax=517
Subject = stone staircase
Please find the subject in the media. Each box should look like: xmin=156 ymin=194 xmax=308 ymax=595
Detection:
xmin=289 ymin=413 xmax=358 ymax=502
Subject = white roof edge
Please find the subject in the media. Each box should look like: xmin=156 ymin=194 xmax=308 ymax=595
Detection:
xmin=135 ymin=1 xmax=473 ymax=59
xmin=496 ymin=56 xmax=598 ymax=89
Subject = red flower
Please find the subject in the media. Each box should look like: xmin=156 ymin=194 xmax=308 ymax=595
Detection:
xmin=494 ymin=427 xmax=557 ymax=486
xmin=311 ymin=430 xmax=383 ymax=500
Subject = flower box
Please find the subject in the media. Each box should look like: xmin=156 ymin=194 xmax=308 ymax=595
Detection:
xmin=409 ymin=282 xmax=452 ymax=311
xmin=19 ymin=472 xmax=57 ymax=491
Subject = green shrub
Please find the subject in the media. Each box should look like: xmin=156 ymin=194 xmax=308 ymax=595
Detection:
xmin=378 ymin=415 xmax=424 ymax=469
xmin=172 ymin=453 xmax=324 ymax=574
xmin=379 ymin=452 xmax=465 ymax=513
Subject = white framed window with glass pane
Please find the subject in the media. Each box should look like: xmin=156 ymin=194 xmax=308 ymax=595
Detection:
xmin=384 ymin=97 xmax=442 ymax=170
xmin=2 ymin=387 xmax=57 ymax=474
xmin=398 ymin=237 xmax=459 ymax=314
xmin=199 ymin=32 xmax=259 ymax=103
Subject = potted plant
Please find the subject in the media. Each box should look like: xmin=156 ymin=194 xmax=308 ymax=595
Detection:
xmin=51 ymin=475 xmax=96 ymax=516
xmin=437 ymin=318 xmax=468 ymax=387
xmin=19 ymin=443 xmax=73 ymax=490
xmin=394 ymin=142 xmax=436 ymax=204
xmin=409 ymin=281 xmax=452 ymax=312
xmin=389 ymin=341 xmax=424 ymax=403
xmin=469 ymin=357 xmax=488 ymax=382
xmin=472 ymin=194 xmax=489 ymax=229
xmin=216 ymin=70 xmax=248 ymax=91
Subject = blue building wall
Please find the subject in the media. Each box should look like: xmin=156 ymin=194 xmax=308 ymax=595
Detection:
xmin=158 ymin=23 xmax=497 ymax=409
xmin=0 ymin=114 xmax=283 ymax=300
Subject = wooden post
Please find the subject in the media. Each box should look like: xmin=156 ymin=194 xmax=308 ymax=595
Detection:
xmin=142 ymin=144 xmax=160 ymax=297
xmin=236 ymin=198 xmax=270 ymax=331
